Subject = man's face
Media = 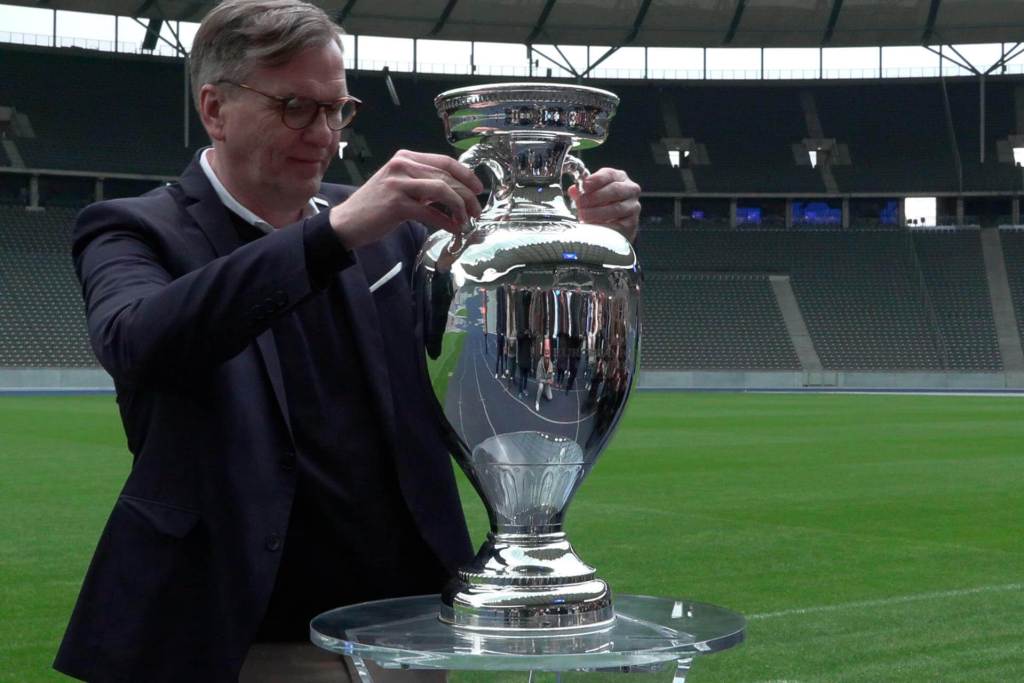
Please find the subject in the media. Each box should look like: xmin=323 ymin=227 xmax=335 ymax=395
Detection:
xmin=212 ymin=42 xmax=346 ymax=212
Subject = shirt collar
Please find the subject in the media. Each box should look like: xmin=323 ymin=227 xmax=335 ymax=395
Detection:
xmin=199 ymin=147 xmax=319 ymax=234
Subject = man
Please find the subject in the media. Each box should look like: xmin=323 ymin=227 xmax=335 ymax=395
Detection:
xmin=55 ymin=1 xmax=641 ymax=680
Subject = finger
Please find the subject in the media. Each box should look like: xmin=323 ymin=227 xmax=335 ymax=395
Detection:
xmin=405 ymin=177 xmax=473 ymax=226
xmin=579 ymin=167 xmax=628 ymax=193
xmin=576 ymin=179 xmax=641 ymax=209
xmin=404 ymin=200 xmax=463 ymax=233
xmin=579 ymin=199 xmax=641 ymax=236
xmin=395 ymin=149 xmax=485 ymax=195
xmin=393 ymin=156 xmax=483 ymax=218
xmin=446 ymin=177 xmax=483 ymax=218
xmin=578 ymin=197 xmax=640 ymax=222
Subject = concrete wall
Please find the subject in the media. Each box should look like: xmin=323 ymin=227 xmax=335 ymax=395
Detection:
xmin=638 ymin=370 xmax=1024 ymax=391
xmin=3 ymin=366 xmax=1021 ymax=393
xmin=0 ymin=367 xmax=113 ymax=391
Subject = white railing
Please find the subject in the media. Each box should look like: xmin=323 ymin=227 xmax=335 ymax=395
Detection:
xmin=414 ymin=61 xmax=473 ymax=76
xmin=1 ymin=30 xmax=179 ymax=56
xmin=3 ymin=30 xmax=1023 ymax=80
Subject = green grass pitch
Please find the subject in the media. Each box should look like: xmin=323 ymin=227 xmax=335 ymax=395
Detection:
xmin=1 ymin=392 xmax=1022 ymax=681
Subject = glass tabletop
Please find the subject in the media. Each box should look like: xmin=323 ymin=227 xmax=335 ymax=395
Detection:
xmin=310 ymin=594 xmax=745 ymax=671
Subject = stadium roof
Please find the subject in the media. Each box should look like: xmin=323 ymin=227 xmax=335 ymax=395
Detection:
xmin=9 ymin=0 xmax=1024 ymax=48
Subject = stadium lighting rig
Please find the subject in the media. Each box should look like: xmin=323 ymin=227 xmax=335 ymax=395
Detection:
xmin=1014 ymin=147 xmax=1024 ymax=167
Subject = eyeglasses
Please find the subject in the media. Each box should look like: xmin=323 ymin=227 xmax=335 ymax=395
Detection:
xmin=218 ymin=80 xmax=361 ymax=131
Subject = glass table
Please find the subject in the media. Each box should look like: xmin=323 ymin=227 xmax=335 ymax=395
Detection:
xmin=311 ymin=594 xmax=744 ymax=683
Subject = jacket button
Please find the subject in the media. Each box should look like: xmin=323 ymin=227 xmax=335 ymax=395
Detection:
xmin=265 ymin=533 xmax=282 ymax=552
xmin=280 ymin=451 xmax=296 ymax=471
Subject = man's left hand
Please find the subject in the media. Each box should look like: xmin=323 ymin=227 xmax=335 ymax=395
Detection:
xmin=568 ymin=168 xmax=641 ymax=243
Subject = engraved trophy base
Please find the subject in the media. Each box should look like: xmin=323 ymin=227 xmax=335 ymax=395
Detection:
xmin=440 ymin=532 xmax=615 ymax=632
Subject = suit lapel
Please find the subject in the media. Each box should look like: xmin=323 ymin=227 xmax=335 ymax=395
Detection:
xmin=179 ymin=159 xmax=242 ymax=259
xmin=337 ymin=252 xmax=399 ymax=444
xmin=178 ymin=155 xmax=295 ymax=443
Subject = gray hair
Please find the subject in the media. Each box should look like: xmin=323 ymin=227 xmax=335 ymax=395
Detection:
xmin=189 ymin=0 xmax=343 ymax=110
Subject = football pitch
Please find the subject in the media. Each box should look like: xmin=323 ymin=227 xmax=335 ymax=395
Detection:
xmin=1 ymin=391 xmax=1022 ymax=681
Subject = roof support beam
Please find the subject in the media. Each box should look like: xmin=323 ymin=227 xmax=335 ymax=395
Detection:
xmin=924 ymin=44 xmax=976 ymax=74
xmin=985 ymin=42 xmax=1023 ymax=75
xmin=163 ymin=17 xmax=186 ymax=54
xmin=722 ymin=0 xmax=747 ymax=45
xmin=922 ymin=0 xmax=943 ymax=43
xmin=580 ymin=46 xmax=620 ymax=78
xmin=130 ymin=15 xmax=183 ymax=55
xmin=551 ymin=42 xmax=579 ymax=78
xmin=527 ymin=0 xmax=559 ymax=45
xmin=335 ymin=0 xmax=358 ymax=25
xmin=531 ymin=45 xmax=575 ymax=78
xmin=945 ymin=43 xmax=979 ymax=74
xmin=822 ymin=0 xmax=844 ymax=44
xmin=134 ymin=0 xmax=158 ymax=18
xmin=141 ymin=19 xmax=162 ymax=50
xmin=428 ymin=0 xmax=459 ymax=37
xmin=623 ymin=0 xmax=653 ymax=44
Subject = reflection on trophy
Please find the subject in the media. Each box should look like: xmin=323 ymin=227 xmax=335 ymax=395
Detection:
xmin=416 ymin=83 xmax=641 ymax=632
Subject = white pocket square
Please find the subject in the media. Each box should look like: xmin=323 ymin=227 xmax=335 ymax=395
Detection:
xmin=369 ymin=262 xmax=403 ymax=293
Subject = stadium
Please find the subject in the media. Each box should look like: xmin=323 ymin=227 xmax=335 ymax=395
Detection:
xmin=1 ymin=0 xmax=1023 ymax=680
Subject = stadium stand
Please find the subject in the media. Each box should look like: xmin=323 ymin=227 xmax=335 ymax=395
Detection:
xmin=1 ymin=44 xmax=1021 ymax=377
xmin=997 ymin=231 xmax=1024 ymax=350
xmin=946 ymin=82 xmax=1022 ymax=193
xmin=2 ymin=45 xmax=1021 ymax=197
xmin=0 ymin=48 xmax=201 ymax=176
xmin=0 ymin=204 xmax=94 ymax=366
xmin=636 ymin=228 xmax=1006 ymax=371
xmin=643 ymin=272 xmax=800 ymax=370
xmin=910 ymin=230 xmax=1002 ymax=370
xmin=815 ymin=81 xmax=959 ymax=194
xmin=668 ymin=85 xmax=824 ymax=194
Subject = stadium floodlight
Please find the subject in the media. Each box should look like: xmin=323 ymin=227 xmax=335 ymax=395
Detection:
xmin=338 ymin=141 xmax=348 ymax=159
xmin=1014 ymin=147 xmax=1024 ymax=167
xmin=808 ymin=150 xmax=818 ymax=168
xmin=668 ymin=149 xmax=681 ymax=168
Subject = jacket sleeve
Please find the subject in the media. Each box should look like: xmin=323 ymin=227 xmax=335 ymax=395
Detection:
xmin=72 ymin=199 xmax=353 ymax=387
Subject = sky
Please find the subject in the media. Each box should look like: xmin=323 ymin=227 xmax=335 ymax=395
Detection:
xmin=0 ymin=3 xmax=1021 ymax=80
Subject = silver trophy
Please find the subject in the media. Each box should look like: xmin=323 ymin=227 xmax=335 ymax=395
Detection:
xmin=416 ymin=83 xmax=641 ymax=632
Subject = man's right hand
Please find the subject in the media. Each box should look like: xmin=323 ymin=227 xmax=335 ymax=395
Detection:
xmin=329 ymin=149 xmax=484 ymax=250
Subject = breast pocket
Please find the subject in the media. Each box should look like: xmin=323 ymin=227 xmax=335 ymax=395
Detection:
xmin=368 ymin=261 xmax=404 ymax=297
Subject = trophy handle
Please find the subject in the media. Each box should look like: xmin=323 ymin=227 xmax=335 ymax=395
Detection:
xmin=458 ymin=143 xmax=509 ymax=204
xmin=563 ymin=153 xmax=590 ymax=216
xmin=450 ymin=137 xmax=587 ymax=235
xmin=563 ymin=153 xmax=590 ymax=192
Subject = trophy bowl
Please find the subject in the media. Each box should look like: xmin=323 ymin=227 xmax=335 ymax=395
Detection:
xmin=415 ymin=83 xmax=641 ymax=632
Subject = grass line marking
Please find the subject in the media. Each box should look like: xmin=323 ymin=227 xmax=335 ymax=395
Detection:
xmin=749 ymin=583 xmax=1024 ymax=620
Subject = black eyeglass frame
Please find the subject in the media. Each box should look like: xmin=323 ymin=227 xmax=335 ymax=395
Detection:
xmin=217 ymin=80 xmax=362 ymax=131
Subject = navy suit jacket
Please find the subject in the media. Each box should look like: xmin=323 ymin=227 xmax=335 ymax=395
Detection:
xmin=54 ymin=157 xmax=473 ymax=682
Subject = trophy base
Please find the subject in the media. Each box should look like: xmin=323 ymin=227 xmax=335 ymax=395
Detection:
xmin=439 ymin=532 xmax=615 ymax=633
xmin=440 ymin=579 xmax=614 ymax=632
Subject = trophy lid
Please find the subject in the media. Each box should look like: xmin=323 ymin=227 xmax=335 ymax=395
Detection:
xmin=435 ymin=82 xmax=619 ymax=151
